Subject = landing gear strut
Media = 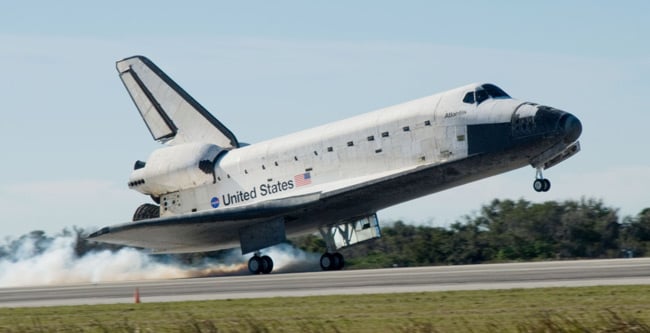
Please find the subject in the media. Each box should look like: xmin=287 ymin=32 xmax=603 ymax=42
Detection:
xmin=317 ymin=214 xmax=380 ymax=272
xmin=533 ymin=168 xmax=551 ymax=192
xmin=320 ymin=252 xmax=344 ymax=271
xmin=248 ymin=253 xmax=273 ymax=274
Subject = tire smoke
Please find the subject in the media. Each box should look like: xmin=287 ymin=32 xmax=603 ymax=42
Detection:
xmin=0 ymin=231 xmax=321 ymax=287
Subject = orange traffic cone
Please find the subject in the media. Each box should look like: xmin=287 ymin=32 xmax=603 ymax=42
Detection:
xmin=134 ymin=287 xmax=141 ymax=304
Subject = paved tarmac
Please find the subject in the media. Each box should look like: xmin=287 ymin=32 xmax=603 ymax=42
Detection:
xmin=1 ymin=258 xmax=648 ymax=307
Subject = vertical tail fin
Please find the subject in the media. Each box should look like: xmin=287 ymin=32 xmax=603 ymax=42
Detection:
xmin=116 ymin=55 xmax=239 ymax=148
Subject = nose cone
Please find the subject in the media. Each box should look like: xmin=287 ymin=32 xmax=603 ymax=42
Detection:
xmin=532 ymin=106 xmax=582 ymax=144
xmin=559 ymin=113 xmax=582 ymax=143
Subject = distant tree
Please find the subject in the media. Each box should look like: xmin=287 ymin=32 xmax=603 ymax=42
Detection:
xmin=620 ymin=208 xmax=650 ymax=257
xmin=289 ymin=234 xmax=326 ymax=254
xmin=555 ymin=198 xmax=620 ymax=258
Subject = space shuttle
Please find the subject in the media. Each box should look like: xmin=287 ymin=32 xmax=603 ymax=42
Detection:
xmin=89 ymin=55 xmax=582 ymax=274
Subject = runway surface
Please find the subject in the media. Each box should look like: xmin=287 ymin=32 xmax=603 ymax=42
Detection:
xmin=1 ymin=258 xmax=649 ymax=307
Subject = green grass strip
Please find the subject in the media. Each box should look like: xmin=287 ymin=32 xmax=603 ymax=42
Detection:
xmin=1 ymin=285 xmax=650 ymax=332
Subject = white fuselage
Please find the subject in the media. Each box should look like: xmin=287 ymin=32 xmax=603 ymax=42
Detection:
xmin=150 ymin=84 xmax=498 ymax=218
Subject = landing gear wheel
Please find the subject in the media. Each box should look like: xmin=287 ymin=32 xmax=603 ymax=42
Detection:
xmin=248 ymin=255 xmax=274 ymax=274
xmin=333 ymin=252 xmax=344 ymax=270
xmin=248 ymin=256 xmax=262 ymax=274
xmin=320 ymin=253 xmax=333 ymax=271
xmin=533 ymin=178 xmax=551 ymax=192
xmin=261 ymin=255 xmax=273 ymax=274
xmin=320 ymin=252 xmax=345 ymax=271
xmin=533 ymin=168 xmax=551 ymax=193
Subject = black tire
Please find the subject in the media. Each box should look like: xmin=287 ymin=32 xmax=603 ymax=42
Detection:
xmin=132 ymin=203 xmax=160 ymax=221
xmin=248 ymin=256 xmax=262 ymax=274
xmin=261 ymin=255 xmax=274 ymax=274
xmin=533 ymin=179 xmax=545 ymax=192
xmin=320 ymin=253 xmax=333 ymax=271
xmin=333 ymin=253 xmax=345 ymax=270
xmin=542 ymin=179 xmax=551 ymax=192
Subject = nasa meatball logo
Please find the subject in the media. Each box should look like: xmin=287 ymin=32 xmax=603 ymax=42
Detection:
xmin=210 ymin=197 xmax=220 ymax=208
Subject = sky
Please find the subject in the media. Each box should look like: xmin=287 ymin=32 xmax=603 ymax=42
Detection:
xmin=1 ymin=1 xmax=649 ymax=238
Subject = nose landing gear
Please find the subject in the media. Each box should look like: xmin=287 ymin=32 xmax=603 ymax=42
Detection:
xmin=533 ymin=168 xmax=551 ymax=192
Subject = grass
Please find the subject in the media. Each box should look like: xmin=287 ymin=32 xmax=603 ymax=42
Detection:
xmin=1 ymin=285 xmax=650 ymax=332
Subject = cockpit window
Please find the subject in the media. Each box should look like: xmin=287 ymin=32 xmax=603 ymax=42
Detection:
xmin=481 ymin=84 xmax=510 ymax=98
xmin=462 ymin=92 xmax=475 ymax=104
xmin=475 ymin=87 xmax=489 ymax=105
xmin=463 ymin=84 xmax=511 ymax=105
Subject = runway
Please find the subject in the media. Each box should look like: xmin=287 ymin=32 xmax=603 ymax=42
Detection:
xmin=1 ymin=258 xmax=649 ymax=307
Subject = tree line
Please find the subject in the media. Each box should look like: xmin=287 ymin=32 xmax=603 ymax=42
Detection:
xmin=292 ymin=198 xmax=650 ymax=268
xmin=2 ymin=198 xmax=650 ymax=269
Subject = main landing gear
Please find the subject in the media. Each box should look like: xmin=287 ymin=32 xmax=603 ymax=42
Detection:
xmin=320 ymin=252 xmax=345 ymax=271
xmin=248 ymin=253 xmax=273 ymax=274
xmin=533 ymin=168 xmax=551 ymax=192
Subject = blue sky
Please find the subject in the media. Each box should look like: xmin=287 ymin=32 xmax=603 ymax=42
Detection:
xmin=1 ymin=1 xmax=649 ymax=237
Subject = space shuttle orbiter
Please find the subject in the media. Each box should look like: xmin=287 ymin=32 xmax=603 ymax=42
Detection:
xmin=90 ymin=55 xmax=582 ymax=274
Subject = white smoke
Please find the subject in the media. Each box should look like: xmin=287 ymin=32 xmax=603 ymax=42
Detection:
xmin=265 ymin=243 xmax=322 ymax=272
xmin=0 ymin=233 xmax=322 ymax=287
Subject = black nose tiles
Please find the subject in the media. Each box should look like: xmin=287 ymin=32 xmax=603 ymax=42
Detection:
xmin=559 ymin=113 xmax=582 ymax=143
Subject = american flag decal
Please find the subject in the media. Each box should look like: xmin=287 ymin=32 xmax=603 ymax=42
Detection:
xmin=294 ymin=172 xmax=312 ymax=187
